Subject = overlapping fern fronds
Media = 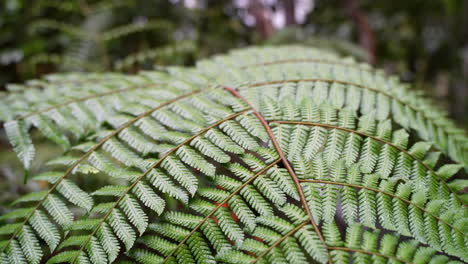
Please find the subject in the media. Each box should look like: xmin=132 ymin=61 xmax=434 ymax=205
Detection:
xmin=0 ymin=46 xmax=467 ymax=264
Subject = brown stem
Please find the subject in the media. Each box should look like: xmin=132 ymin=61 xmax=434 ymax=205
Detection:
xmin=240 ymin=58 xmax=377 ymax=73
xmin=224 ymin=87 xmax=332 ymax=264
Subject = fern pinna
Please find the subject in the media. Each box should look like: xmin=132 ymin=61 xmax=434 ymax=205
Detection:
xmin=0 ymin=46 xmax=467 ymax=264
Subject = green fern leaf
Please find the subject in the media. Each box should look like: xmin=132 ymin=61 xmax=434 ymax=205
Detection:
xmin=1 ymin=45 xmax=467 ymax=264
xmin=4 ymin=121 xmax=35 ymax=170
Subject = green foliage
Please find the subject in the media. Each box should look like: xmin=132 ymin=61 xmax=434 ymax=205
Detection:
xmin=0 ymin=46 xmax=467 ymax=263
xmin=0 ymin=0 xmax=208 ymax=86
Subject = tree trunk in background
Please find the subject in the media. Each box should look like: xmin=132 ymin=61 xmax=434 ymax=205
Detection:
xmin=283 ymin=0 xmax=296 ymax=25
xmin=449 ymin=0 xmax=468 ymax=127
xmin=248 ymin=0 xmax=274 ymax=39
xmin=343 ymin=0 xmax=376 ymax=64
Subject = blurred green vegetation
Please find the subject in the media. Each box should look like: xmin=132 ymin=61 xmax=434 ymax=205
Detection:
xmin=0 ymin=0 xmax=467 ymax=208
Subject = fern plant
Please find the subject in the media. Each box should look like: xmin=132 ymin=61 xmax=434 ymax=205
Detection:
xmin=0 ymin=46 xmax=467 ymax=264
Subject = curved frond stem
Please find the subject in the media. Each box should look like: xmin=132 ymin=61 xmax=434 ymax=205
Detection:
xmin=17 ymin=83 xmax=161 ymax=120
xmin=328 ymin=247 xmax=412 ymax=264
xmin=240 ymin=59 xmax=376 ymax=74
xmin=223 ymin=87 xmax=332 ymax=264
xmin=299 ymin=179 xmax=465 ymax=236
xmin=72 ymin=109 xmax=251 ymax=263
xmin=240 ymin=79 xmax=466 ymax=149
xmin=271 ymin=120 xmax=463 ymax=204
xmin=2 ymin=89 xmax=202 ymax=254
xmin=162 ymin=158 xmax=282 ymax=263
xmin=251 ymin=221 xmax=309 ymax=263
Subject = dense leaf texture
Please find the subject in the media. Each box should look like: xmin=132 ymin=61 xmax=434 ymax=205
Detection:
xmin=0 ymin=46 xmax=467 ymax=264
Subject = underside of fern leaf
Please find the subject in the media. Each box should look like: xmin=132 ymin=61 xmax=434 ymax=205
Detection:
xmin=0 ymin=46 xmax=467 ymax=264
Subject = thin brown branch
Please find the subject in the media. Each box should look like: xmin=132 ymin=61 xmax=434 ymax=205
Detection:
xmin=244 ymin=78 xmax=391 ymax=98
xmin=224 ymin=87 xmax=332 ymax=264
xmin=240 ymin=58 xmax=377 ymax=73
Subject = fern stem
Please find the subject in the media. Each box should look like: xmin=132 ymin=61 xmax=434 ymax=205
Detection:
xmin=299 ymin=179 xmax=465 ymax=236
xmin=243 ymin=79 xmax=407 ymax=114
xmin=271 ymin=120 xmax=464 ymax=204
xmin=3 ymin=89 xmax=202 ymax=255
xmin=328 ymin=247 xmax=412 ymax=263
xmin=162 ymin=158 xmax=282 ymax=263
xmin=17 ymin=83 xmax=161 ymax=120
xmin=240 ymin=59 xmax=376 ymax=75
xmin=224 ymin=87 xmax=333 ymax=264
xmin=72 ymin=109 xmax=251 ymax=263
xmin=251 ymin=221 xmax=309 ymax=263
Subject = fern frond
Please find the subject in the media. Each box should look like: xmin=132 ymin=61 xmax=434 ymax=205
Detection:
xmin=2 ymin=75 xmax=170 ymax=168
xmin=1 ymin=45 xmax=467 ymax=264
xmin=4 ymin=120 xmax=35 ymax=170
xmin=1 ymin=78 xmax=202 ymax=262
xmin=41 ymin=98 xmax=253 ymax=263
xmin=269 ymin=103 xmax=465 ymax=204
xmin=197 ymin=46 xmax=467 ymax=166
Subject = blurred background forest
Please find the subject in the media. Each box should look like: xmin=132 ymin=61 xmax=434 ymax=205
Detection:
xmin=0 ymin=0 xmax=467 ymax=207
